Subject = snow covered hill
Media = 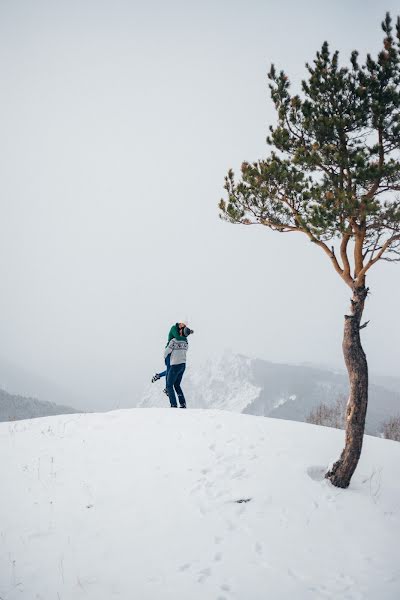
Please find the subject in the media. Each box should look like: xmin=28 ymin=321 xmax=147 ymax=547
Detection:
xmin=140 ymin=352 xmax=400 ymax=436
xmin=1 ymin=409 xmax=399 ymax=599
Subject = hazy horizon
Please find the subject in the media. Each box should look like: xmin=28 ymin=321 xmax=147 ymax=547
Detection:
xmin=1 ymin=0 xmax=399 ymax=410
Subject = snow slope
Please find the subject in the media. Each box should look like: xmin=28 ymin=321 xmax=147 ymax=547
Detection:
xmin=1 ymin=409 xmax=399 ymax=600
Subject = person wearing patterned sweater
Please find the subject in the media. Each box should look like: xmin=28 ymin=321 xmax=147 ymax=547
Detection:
xmin=151 ymin=323 xmax=194 ymax=402
xmin=164 ymin=323 xmax=193 ymax=408
xmin=152 ymin=323 xmax=186 ymax=382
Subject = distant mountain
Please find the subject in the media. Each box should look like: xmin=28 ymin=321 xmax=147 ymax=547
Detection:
xmin=140 ymin=352 xmax=400 ymax=436
xmin=140 ymin=353 xmax=260 ymax=412
xmin=0 ymin=387 xmax=79 ymax=422
xmin=246 ymin=358 xmax=400 ymax=435
xmin=372 ymin=374 xmax=400 ymax=395
xmin=0 ymin=355 xmax=83 ymax=409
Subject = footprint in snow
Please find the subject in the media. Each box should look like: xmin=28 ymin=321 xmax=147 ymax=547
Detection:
xmin=307 ymin=465 xmax=327 ymax=481
xmin=226 ymin=519 xmax=236 ymax=531
xmin=198 ymin=567 xmax=212 ymax=583
xmin=231 ymin=468 xmax=247 ymax=479
xmin=213 ymin=552 xmax=222 ymax=562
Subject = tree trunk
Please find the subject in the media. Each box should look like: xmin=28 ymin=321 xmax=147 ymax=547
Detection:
xmin=325 ymin=285 xmax=369 ymax=488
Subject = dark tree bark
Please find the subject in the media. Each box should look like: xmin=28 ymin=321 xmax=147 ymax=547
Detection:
xmin=325 ymin=286 xmax=369 ymax=488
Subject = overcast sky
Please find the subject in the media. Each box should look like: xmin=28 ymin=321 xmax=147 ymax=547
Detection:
xmin=0 ymin=0 xmax=399 ymax=410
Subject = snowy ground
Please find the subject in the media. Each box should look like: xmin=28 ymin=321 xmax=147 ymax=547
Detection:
xmin=1 ymin=409 xmax=399 ymax=600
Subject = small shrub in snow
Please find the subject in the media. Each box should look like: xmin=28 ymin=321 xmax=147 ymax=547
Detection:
xmin=381 ymin=415 xmax=400 ymax=442
xmin=306 ymin=396 xmax=347 ymax=430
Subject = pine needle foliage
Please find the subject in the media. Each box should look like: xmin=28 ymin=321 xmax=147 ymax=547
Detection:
xmin=219 ymin=13 xmax=400 ymax=287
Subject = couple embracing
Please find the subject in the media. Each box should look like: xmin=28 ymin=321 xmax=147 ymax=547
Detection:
xmin=152 ymin=322 xmax=194 ymax=408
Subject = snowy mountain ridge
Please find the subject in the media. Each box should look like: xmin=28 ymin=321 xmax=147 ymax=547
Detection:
xmin=141 ymin=351 xmax=400 ymax=436
xmin=140 ymin=352 xmax=261 ymax=413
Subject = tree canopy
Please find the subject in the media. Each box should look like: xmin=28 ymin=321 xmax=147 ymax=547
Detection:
xmin=219 ymin=13 xmax=400 ymax=289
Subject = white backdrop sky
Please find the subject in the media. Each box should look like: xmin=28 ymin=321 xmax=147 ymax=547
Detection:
xmin=0 ymin=0 xmax=399 ymax=409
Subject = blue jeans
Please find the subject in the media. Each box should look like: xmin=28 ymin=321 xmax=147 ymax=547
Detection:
xmin=166 ymin=363 xmax=186 ymax=408
xmin=158 ymin=355 xmax=171 ymax=379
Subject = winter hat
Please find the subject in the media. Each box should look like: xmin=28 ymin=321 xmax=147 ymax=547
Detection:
xmin=183 ymin=326 xmax=193 ymax=337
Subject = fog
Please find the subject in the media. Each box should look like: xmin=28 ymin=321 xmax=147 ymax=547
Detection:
xmin=1 ymin=0 xmax=399 ymax=410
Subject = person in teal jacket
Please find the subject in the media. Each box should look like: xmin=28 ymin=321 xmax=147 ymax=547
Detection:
xmin=164 ymin=324 xmax=193 ymax=407
xmin=151 ymin=323 xmax=193 ymax=384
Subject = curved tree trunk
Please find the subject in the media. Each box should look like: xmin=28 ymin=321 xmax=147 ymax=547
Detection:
xmin=325 ymin=285 xmax=369 ymax=488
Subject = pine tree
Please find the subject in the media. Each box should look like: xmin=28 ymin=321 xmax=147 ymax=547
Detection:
xmin=219 ymin=13 xmax=400 ymax=488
